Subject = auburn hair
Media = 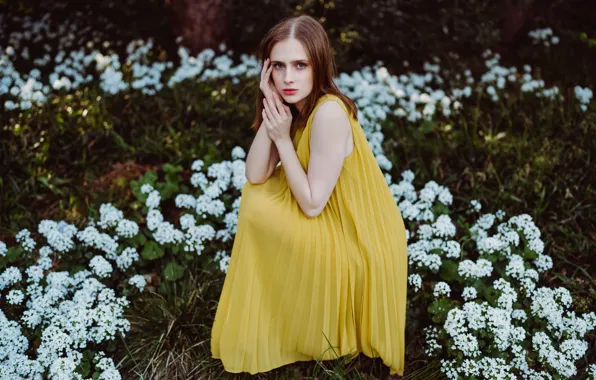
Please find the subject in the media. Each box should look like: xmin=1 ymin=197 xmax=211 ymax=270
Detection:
xmin=250 ymin=15 xmax=358 ymax=140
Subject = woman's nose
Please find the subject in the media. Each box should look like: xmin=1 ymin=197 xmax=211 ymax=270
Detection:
xmin=284 ymin=69 xmax=294 ymax=83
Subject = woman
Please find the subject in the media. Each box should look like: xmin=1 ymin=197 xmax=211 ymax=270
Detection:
xmin=211 ymin=14 xmax=408 ymax=376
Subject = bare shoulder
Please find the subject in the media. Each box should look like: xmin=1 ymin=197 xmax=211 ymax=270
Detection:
xmin=312 ymin=100 xmax=351 ymax=134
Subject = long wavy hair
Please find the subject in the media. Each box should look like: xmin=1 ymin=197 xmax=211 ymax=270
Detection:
xmin=250 ymin=15 xmax=358 ymax=140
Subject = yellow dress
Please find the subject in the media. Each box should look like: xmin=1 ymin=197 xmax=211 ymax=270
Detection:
xmin=210 ymin=93 xmax=408 ymax=376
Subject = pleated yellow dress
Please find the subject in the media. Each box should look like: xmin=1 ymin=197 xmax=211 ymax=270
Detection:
xmin=211 ymin=93 xmax=408 ymax=376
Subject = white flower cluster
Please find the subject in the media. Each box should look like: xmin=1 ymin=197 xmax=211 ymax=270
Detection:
xmin=575 ymin=85 xmax=593 ymax=112
xmin=215 ymin=250 xmax=231 ymax=273
xmin=15 ymin=228 xmax=36 ymax=252
xmin=386 ymin=167 xmax=592 ymax=378
xmin=116 ymin=247 xmax=140 ymax=271
xmin=423 ymin=325 xmax=442 ymax=355
xmin=38 ymin=220 xmax=77 ymax=253
xmin=482 ymin=50 xmax=562 ymax=101
xmin=528 ymin=27 xmax=560 ymax=47
xmin=433 ymin=281 xmax=451 ymax=297
xmin=0 ymin=195 xmax=149 ymax=377
xmin=408 ymin=273 xmax=422 ymax=292
xmin=388 ymin=177 xmax=453 ymax=223
xmin=0 ymin=240 xmax=7 ymax=256
xmin=458 ymin=258 xmax=494 ymax=280
xmin=0 ymin=270 xmax=129 ymax=379
xmin=470 ymin=199 xmax=482 ymax=212
xmin=422 ymin=219 xmax=592 ymax=379
xmin=1 ymin=15 xmax=587 ymax=163
xmin=128 ymin=274 xmax=147 ymax=292
xmin=125 ymin=39 xmax=172 ymax=95
xmin=461 ymin=286 xmax=477 ymax=301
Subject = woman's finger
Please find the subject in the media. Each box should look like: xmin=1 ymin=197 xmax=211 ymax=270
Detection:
xmin=261 ymin=58 xmax=270 ymax=82
xmin=264 ymin=97 xmax=280 ymax=121
xmin=270 ymin=90 xmax=283 ymax=116
xmin=263 ymin=99 xmax=275 ymax=122
xmin=264 ymin=64 xmax=273 ymax=93
xmin=261 ymin=60 xmax=274 ymax=97
xmin=260 ymin=61 xmax=268 ymax=91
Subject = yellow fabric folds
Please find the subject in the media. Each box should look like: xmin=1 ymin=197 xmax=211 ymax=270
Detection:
xmin=211 ymin=93 xmax=408 ymax=376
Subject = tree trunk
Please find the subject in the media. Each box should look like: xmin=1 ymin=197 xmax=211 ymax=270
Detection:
xmin=167 ymin=0 xmax=228 ymax=53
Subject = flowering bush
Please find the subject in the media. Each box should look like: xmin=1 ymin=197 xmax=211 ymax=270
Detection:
xmin=401 ymin=186 xmax=596 ymax=378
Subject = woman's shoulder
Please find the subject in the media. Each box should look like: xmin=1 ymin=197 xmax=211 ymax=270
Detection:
xmin=316 ymin=93 xmax=343 ymax=106
xmin=313 ymin=93 xmax=351 ymax=118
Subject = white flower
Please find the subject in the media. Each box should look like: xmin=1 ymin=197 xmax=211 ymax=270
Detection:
xmin=0 ymin=267 xmax=23 ymax=291
xmin=231 ymin=146 xmax=246 ymax=159
xmin=98 ymin=203 xmax=123 ymax=229
xmin=461 ymin=286 xmax=477 ymax=301
xmin=89 ymin=255 xmax=113 ymax=278
xmin=116 ymin=247 xmax=140 ymax=271
xmin=115 ymin=219 xmax=139 ymax=238
xmin=128 ymin=274 xmax=147 ymax=292
xmin=191 ymin=159 xmax=205 ymax=171
xmin=408 ymin=273 xmax=422 ymax=292
xmin=140 ymin=183 xmax=154 ymax=194
xmin=6 ymin=289 xmax=25 ymax=304
xmin=146 ymin=190 xmax=161 ymax=209
xmin=470 ymin=199 xmax=482 ymax=212
xmin=215 ymin=250 xmax=230 ymax=272
xmin=16 ymin=229 xmax=36 ymax=252
xmin=433 ymin=281 xmax=451 ymax=297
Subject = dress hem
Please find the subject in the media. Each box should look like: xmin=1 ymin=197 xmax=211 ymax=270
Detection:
xmin=211 ymin=351 xmax=403 ymax=377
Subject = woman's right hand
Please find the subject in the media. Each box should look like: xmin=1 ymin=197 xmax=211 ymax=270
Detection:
xmin=259 ymin=58 xmax=277 ymax=101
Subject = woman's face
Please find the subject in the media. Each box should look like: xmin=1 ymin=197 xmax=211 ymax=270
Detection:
xmin=269 ymin=38 xmax=313 ymax=112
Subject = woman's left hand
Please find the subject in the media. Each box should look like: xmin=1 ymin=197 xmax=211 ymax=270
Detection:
xmin=262 ymin=90 xmax=292 ymax=143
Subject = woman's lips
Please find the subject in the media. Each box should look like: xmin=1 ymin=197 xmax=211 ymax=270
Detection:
xmin=283 ymin=89 xmax=297 ymax=95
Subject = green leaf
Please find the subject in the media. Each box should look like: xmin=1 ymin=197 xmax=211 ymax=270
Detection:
xmin=160 ymin=182 xmax=179 ymax=199
xmin=141 ymin=171 xmax=158 ymax=185
xmin=483 ymin=286 xmax=499 ymax=306
xmin=141 ymin=241 xmax=164 ymax=260
xmin=6 ymin=246 xmax=24 ymax=262
xmin=165 ymin=171 xmax=181 ymax=186
xmin=184 ymin=253 xmax=195 ymax=260
xmin=164 ymin=261 xmax=185 ymax=281
xmin=421 ymin=119 xmax=436 ymax=134
xmin=523 ymin=246 xmax=538 ymax=260
xmin=163 ymin=163 xmax=183 ymax=174
xmin=110 ymin=129 xmax=132 ymax=151
xmin=75 ymin=356 xmax=91 ymax=377
xmin=439 ymin=259 xmax=460 ymax=282
xmin=137 ymin=233 xmax=146 ymax=246
xmin=159 ymin=281 xmax=169 ymax=295
xmin=427 ymin=298 xmax=454 ymax=323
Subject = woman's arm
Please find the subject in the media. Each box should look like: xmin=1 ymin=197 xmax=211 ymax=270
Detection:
xmin=275 ymin=100 xmax=351 ymax=218
xmin=245 ymin=121 xmax=280 ymax=184
xmin=266 ymin=142 xmax=280 ymax=176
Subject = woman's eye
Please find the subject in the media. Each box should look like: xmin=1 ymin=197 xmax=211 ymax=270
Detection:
xmin=273 ymin=63 xmax=307 ymax=69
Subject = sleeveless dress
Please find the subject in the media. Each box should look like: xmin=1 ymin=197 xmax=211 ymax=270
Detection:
xmin=210 ymin=93 xmax=408 ymax=376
